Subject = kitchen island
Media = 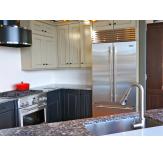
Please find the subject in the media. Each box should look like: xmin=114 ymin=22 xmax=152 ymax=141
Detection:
xmin=0 ymin=109 xmax=162 ymax=136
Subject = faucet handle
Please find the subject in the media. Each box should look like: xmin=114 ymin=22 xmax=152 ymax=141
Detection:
xmin=121 ymin=99 xmax=127 ymax=106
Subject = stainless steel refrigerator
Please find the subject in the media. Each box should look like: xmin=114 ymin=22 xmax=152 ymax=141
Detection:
xmin=92 ymin=28 xmax=137 ymax=108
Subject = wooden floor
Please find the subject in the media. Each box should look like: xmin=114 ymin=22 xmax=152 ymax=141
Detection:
xmin=92 ymin=104 xmax=134 ymax=117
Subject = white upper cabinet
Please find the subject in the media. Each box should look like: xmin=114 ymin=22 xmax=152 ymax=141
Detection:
xmin=31 ymin=34 xmax=45 ymax=69
xmin=21 ymin=20 xmax=92 ymax=70
xmin=21 ymin=20 xmax=55 ymax=37
xmin=92 ymin=20 xmax=137 ymax=31
xmin=43 ymin=36 xmax=58 ymax=68
xmin=92 ymin=20 xmax=113 ymax=31
xmin=57 ymin=23 xmax=81 ymax=68
xmin=68 ymin=23 xmax=81 ymax=67
xmin=57 ymin=22 xmax=92 ymax=68
xmin=57 ymin=25 xmax=70 ymax=67
xmin=113 ymin=20 xmax=136 ymax=29
xmin=21 ymin=21 xmax=58 ymax=70
xmin=80 ymin=23 xmax=92 ymax=67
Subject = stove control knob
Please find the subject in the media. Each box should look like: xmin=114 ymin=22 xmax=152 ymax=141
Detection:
xmin=25 ymin=101 xmax=29 ymax=106
xmin=32 ymin=98 xmax=37 ymax=104
xmin=38 ymin=97 xmax=42 ymax=102
xmin=21 ymin=103 xmax=25 ymax=108
xmin=21 ymin=102 xmax=28 ymax=108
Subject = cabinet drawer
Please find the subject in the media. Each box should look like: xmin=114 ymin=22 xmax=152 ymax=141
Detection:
xmin=0 ymin=101 xmax=15 ymax=114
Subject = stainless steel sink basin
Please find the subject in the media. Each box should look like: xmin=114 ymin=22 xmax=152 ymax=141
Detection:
xmin=85 ymin=117 xmax=162 ymax=136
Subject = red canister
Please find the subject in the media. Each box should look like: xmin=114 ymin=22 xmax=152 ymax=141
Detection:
xmin=15 ymin=82 xmax=30 ymax=91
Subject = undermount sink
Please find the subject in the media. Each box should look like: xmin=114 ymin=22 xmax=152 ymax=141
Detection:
xmin=85 ymin=117 xmax=162 ymax=136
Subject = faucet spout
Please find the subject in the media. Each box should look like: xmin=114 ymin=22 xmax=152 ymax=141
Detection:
xmin=120 ymin=83 xmax=145 ymax=128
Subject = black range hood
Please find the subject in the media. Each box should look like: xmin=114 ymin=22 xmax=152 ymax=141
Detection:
xmin=0 ymin=20 xmax=32 ymax=47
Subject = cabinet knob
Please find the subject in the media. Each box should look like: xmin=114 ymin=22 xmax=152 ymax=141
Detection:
xmin=113 ymin=22 xmax=116 ymax=25
xmin=81 ymin=62 xmax=84 ymax=64
xmin=70 ymin=62 xmax=72 ymax=64
xmin=109 ymin=23 xmax=111 ymax=26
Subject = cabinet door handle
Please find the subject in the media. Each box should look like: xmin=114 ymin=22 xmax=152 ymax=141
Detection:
xmin=81 ymin=62 xmax=84 ymax=64
xmin=70 ymin=62 xmax=72 ymax=64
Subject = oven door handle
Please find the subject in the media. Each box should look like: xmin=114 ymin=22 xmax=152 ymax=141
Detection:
xmin=20 ymin=105 xmax=47 ymax=116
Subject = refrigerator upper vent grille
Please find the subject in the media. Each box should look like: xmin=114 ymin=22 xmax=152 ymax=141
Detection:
xmin=92 ymin=28 xmax=136 ymax=43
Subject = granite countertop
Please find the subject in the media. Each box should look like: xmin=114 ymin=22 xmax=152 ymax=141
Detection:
xmin=145 ymin=109 xmax=163 ymax=122
xmin=0 ymin=112 xmax=138 ymax=136
xmin=0 ymin=109 xmax=162 ymax=136
xmin=0 ymin=98 xmax=16 ymax=104
xmin=0 ymin=84 xmax=92 ymax=104
xmin=33 ymin=83 xmax=92 ymax=92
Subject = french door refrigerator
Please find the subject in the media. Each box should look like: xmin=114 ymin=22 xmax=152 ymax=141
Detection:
xmin=92 ymin=27 xmax=137 ymax=108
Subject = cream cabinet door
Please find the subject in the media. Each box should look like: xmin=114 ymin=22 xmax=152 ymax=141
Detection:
xmin=44 ymin=36 xmax=58 ymax=68
xmin=69 ymin=23 xmax=80 ymax=67
xmin=31 ymin=34 xmax=44 ymax=69
xmin=43 ymin=24 xmax=56 ymax=37
xmin=113 ymin=20 xmax=136 ymax=29
xmin=31 ymin=21 xmax=44 ymax=35
xmin=57 ymin=25 xmax=70 ymax=67
xmin=92 ymin=20 xmax=113 ymax=31
xmin=80 ymin=24 xmax=92 ymax=67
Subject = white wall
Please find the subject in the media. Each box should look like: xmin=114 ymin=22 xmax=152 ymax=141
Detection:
xmin=0 ymin=47 xmax=92 ymax=92
xmin=53 ymin=69 xmax=92 ymax=85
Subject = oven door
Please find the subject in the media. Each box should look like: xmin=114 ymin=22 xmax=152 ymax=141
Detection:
xmin=19 ymin=105 xmax=47 ymax=127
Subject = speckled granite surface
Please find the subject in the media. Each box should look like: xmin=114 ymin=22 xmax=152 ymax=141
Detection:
xmin=0 ymin=109 xmax=162 ymax=136
xmin=0 ymin=98 xmax=16 ymax=104
xmin=0 ymin=84 xmax=91 ymax=105
xmin=0 ymin=112 xmax=139 ymax=136
xmin=33 ymin=84 xmax=92 ymax=92
xmin=145 ymin=109 xmax=163 ymax=122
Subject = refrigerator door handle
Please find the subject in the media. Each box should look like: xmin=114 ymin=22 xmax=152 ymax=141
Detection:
xmin=112 ymin=45 xmax=116 ymax=103
xmin=108 ymin=46 xmax=113 ymax=103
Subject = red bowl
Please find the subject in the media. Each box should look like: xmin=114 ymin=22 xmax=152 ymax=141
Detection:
xmin=15 ymin=82 xmax=30 ymax=91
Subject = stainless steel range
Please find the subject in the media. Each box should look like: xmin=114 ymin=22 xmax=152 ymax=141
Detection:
xmin=0 ymin=90 xmax=47 ymax=127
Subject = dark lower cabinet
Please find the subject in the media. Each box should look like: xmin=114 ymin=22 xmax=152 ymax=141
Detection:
xmin=0 ymin=100 xmax=18 ymax=129
xmin=62 ymin=89 xmax=80 ymax=121
xmin=46 ymin=90 xmax=62 ymax=123
xmin=80 ymin=90 xmax=92 ymax=118
xmin=47 ymin=89 xmax=92 ymax=123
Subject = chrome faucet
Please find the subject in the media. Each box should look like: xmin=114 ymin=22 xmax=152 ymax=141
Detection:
xmin=120 ymin=83 xmax=145 ymax=128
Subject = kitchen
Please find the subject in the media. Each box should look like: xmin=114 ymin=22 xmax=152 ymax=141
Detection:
xmin=0 ymin=19 xmax=163 ymax=137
